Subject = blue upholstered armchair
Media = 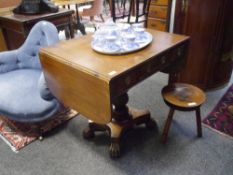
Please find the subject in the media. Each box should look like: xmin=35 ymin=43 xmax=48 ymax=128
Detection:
xmin=0 ymin=21 xmax=61 ymax=125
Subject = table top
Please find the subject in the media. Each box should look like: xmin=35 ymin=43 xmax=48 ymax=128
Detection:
xmin=0 ymin=8 xmax=74 ymax=23
xmin=40 ymin=29 xmax=189 ymax=82
xmin=39 ymin=29 xmax=189 ymax=124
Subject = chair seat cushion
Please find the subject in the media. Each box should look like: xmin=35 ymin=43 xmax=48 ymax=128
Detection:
xmin=0 ymin=69 xmax=60 ymax=122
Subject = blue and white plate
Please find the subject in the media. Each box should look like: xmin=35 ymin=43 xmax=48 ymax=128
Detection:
xmin=103 ymin=43 xmax=121 ymax=52
xmin=91 ymin=31 xmax=153 ymax=55
xmin=123 ymin=42 xmax=140 ymax=51
xmin=135 ymin=32 xmax=150 ymax=43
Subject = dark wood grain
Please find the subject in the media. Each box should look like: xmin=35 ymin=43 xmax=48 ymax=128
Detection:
xmin=173 ymin=0 xmax=233 ymax=90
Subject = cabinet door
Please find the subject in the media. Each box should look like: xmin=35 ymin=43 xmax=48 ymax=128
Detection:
xmin=210 ymin=0 xmax=233 ymax=89
xmin=173 ymin=0 xmax=231 ymax=90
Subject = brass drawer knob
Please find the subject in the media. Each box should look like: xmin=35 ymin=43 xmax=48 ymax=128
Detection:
xmin=125 ymin=76 xmax=131 ymax=85
xmin=177 ymin=48 xmax=182 ymax=56
xmin=161 ymin=56 xmax=166 ymax=64
xmin=147 ymin=65 xmax=152 ymax=73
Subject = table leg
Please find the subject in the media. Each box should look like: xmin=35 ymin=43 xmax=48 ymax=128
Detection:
xmin=69 ymin=16 xmax=75 ymax=38
xmin=64 ymin=27 xmax=70 ymax=39
xmin=75 ymin=4 xmax=86 ymax=35
xmin=83 ymin=92 xmax=156 ymax=158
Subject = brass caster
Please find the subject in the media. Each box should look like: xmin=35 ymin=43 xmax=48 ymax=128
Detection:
xmin=109 ymin=141 xmax=121 ymax=158
xmin=83 ymin=127 xmax=95 ymax=139
xmin=145 ymin=118 xmax=157 ymax=130
xmin=38 ymin=136 xmax=43 ymax=141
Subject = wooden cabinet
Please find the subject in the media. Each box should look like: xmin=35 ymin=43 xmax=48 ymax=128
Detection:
xmin=0 ymin=0 xmax=21 ymax=8
xmin=0 ymin=0 xmax=21 ymax=51
xmin=148 ymin=0 xmax=172 ymax=31
xmin=0 ymin=29 xmax=6 ymax=51
xmin=172 ymin=0 xmax=233 ymax=90
xmin=0 ymin=9 xmax=74 ymax=50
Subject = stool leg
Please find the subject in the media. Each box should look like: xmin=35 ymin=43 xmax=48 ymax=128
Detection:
xmin=195 ymin=107 xmax=202 ymax=137
xmin=161 ymin=108 xmax=175 ymax=144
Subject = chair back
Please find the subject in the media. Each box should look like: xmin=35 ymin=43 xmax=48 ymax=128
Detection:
xmin=110 ymin=0 xmax=151 ymax=26
xmin=111 ymin=0 xmax=132 ymax=22
xmin=81 ymin=0 xmax=104 ymax=17
xmin=134 ymin=0 xmax=151 ymax=25
xmin=18 ymin=21 xmax=59 ymax=70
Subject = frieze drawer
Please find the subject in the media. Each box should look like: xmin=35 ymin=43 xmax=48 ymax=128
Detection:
xmin=110 ymin=49 xmax=175 ymax=97
xmin=162 ymin=44 xmax=188 ymax=74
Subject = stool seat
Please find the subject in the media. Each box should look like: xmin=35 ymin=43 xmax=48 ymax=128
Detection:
xmin=162 ymin=83 xmax=206 ymax=110
xmin=161 ymin=83 xmax=206 ymax=144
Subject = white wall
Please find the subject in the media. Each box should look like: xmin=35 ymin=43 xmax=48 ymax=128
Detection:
xmin=169 ymin=0 xmax=176 ymax=33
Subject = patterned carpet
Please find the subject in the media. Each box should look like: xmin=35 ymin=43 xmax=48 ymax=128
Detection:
xmin=0 ymin=108 xmax=78 ymax=152
xmin=203 ymin=84 xmax=233 ymax=139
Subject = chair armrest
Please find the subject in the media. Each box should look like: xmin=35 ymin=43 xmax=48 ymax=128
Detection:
xmin=38 ymin=73 xmax=55 ymax=101
xmin=0 ymin=50 xmax=19 ymax=74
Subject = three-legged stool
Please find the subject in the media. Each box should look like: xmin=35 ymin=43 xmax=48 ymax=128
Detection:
xmin=161 ymin=83 xmax=206 ymax=144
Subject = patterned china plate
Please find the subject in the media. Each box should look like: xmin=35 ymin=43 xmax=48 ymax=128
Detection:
xmin=91 ymin=32 xmax=153 ymax=55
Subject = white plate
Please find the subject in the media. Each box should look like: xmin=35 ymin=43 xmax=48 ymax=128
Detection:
xmin=91 ymin=32 xmax=153 ymax=55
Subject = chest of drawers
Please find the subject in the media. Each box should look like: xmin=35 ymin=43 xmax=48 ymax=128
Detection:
xmin=148 ymin=0 xmax=171 ymax=31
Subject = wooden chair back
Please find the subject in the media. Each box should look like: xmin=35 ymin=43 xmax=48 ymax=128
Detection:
xmin=134 ymin=0 xmax=151 ymax=26
xmin=81 ymin=0 xmax=104 ymax=16
xmin=110 ymin=0 xmax=151 ymax=26
xmin=110 ymin=0 xmax=132 ymax=22
xmin=80 ymin=0 xmax=105 ymax=22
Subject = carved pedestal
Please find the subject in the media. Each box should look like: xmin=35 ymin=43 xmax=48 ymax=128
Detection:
xmin=83 ymin=93 xmax=156 ymax=158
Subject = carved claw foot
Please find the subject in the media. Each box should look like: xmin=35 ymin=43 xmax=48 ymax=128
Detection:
xmin=145 ymin=118 xmax=157 ymax=130
xmin=109 ymin=139 xmax=121 ymax=158
xmin=83 ymin=127 xmax=95 ymax=139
